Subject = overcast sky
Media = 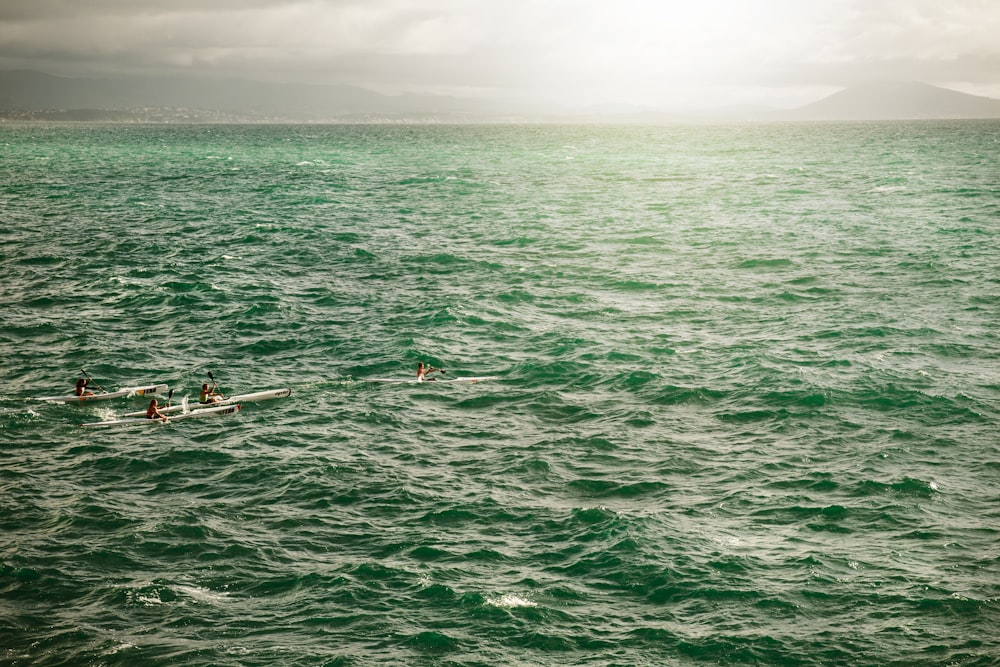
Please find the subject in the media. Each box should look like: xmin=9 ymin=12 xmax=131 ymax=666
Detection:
xmin=1 ymin=0 xmax=998 ymax=110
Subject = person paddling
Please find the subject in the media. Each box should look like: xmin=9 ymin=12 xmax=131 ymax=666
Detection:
xmin=200 ymin=381 xmax=223 ymax=404
xmin=146 ymin=398 xmax=168 ymax=421
xmin=75 ymin=378 xmax=94 ymax=397
xmin=416 ymin=362 xmax=444 ymax=382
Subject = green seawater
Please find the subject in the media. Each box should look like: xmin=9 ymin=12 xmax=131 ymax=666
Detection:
xmin=1 ymin=121 xmax=998 ymax=666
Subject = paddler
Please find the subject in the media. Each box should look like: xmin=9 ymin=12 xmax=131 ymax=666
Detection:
xmin=75 ymin=378 xmax=94 ymax=396
xmin=416 ymin=362 xmax=444 ymax=382
xmin=199 ymin=382 xmax=223 ymax=403
xmin=146 ymin=398 xmax=168 ymax=421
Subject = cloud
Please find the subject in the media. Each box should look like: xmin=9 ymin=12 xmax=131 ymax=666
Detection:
xmin=0 ymin=0 xmax=998 ymax=108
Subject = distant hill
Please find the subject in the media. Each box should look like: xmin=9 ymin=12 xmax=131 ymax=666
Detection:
xmin=0 ymin=69 xmax=503 ymax=121
xmin=781 ymin=81 xmax=1000 ymax=120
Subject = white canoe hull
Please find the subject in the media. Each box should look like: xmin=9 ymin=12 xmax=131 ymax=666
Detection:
xmin=37 ymin=383 xmax=169 ymax=403
xmin=364 ymin=376 xmax=498 ymax=384
xmin=120 ymin=388 xmax=290 ymax=417
xmin=81 ymin=403 xmax=241 ymax=429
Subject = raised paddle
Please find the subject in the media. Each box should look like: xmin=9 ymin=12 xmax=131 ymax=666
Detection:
xmin=207 ymin=371 xmax=225 ymax=400
xmin=80 ymin=368 xmax=106 ymax=393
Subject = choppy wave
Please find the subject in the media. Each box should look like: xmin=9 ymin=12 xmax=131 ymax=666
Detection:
xmin=1 ymin=121 xmax=999 ymax=666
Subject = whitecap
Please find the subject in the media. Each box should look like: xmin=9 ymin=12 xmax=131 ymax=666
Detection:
xmin=94 ymin=407 xmax=117 ymax=421
xmin=486 ymin=593 xmax=537 ymax=608
xmin=136 ymin=593 xmax=162 ymax=605
xmin=176 ymin=584 xmax=231 ymax=604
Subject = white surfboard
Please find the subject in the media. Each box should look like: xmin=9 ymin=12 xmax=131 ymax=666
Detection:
xmin=364 ymin=376 xmax=498 ymax=384
xmin=120 ymin=388 xmax=290 ymax=417
xmin=80 ymin=403 xmax=241 ymax=429
xmin=36 ymin=383 xmax=169 ymax=403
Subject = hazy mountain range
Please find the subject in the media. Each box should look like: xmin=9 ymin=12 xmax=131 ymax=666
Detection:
xmin=2 ymin=70 xmax=999 ymax=122
xmin=776 ymin=81 xmax=1000 ymax=121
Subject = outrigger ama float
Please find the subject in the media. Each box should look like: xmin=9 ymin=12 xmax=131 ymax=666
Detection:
xmin=80 ymin=403 xmax=243 ymax=429
xmin=36 ymin=383 xmax=169 ymax=403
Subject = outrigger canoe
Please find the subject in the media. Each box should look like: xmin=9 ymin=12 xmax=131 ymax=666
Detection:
xmin=36 ymin=383 xmax=169 ymax=403
xmin=119 ymin=388 xmax=290 ymax=417
xmin=80 ymin=403 xmax=241 ymax=429
xmin=364 ymin=376 xmax=498 ymax=384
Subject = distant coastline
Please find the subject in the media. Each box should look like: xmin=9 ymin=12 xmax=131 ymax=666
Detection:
xmin=2 ymin=71 xmax=1000 ymax=123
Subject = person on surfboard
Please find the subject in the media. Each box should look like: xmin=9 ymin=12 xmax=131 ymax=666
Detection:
xmin=146 ymin=398 xmax=168 ymax=421
xmin=416 ymin=362 xmax=444 ymax=382
xmin=199 ymin=382 xmax=223 ymax=403
xmin=75 ymin=378 xmax=94 ymax=396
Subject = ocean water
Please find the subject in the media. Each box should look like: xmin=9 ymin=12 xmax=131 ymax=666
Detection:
xmin=1 ymin=121 xmax=998 ymax=666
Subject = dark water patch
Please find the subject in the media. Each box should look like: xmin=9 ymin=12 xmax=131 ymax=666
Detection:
xmin=677 ymin=635 xmax=806 ymax=665
xmin=707 ymin=555 xmax=753 ymax=574
xmin=528 ymin=398 xmax=603 ymax=424
xmin=512 ymin=457 xmax=551 ymax=476
xmin=464 ymin=548 xmax=509 ymax=562
xmin=566 ymin=479 xmax=669 ymax=499
xmin=617 ymin=370 xmax=658 ymax=390
xmin=619 ymin=234 xmax=666 ymax=246
xmin=853 ymin=386 xmax=987 ymax=424
xmin=416 ymin=583 xmax=458 ymax=603
xmin=609 ymin=278 xmax=662 ymax=291
xmin=760 ymin=389 xmax=828 ymax=408
xmin=409 ymin=545 xmax=450 ymax=562
xmin=569 ymin=506 xmax=620 ymax=527
xmin=0 ymin=322 xmax=63 ymax=339
xmin=897 ymin=529 xmax=948 ymax=541
xmin=852 ymin=477 xmax=939 ymax=498
xmin=405 ymin=252 xmax=483 ymax=273
xmin=241 ymin=572 xmax=345 ymax=599
xmin=21 ymin=295 xmax=75 ymax=309
xmin=803 ymin=285 xmax=838 ymax=296
xmin=602 ymin=351 xmax=644 ymax=367
xmin=750 ymin=504 xmax=850 ymax=526
xmin=496 ymin=289 xmax=537 ymax=304
xmin=645 ymin=579 xmax=764 ymax=606
xmin=813 ymin=326 xmax=900 ymax=340
xmin=17 ymin=255 xmax=64 ymax=266
xmin=161 ymin=280 xmax=214 ymax=293
xmin=516 ymin=631 xmax=575 ymax=652
xmin=926 ymin=342 xmax=981 ymax=358
xmin=493 ymin=236 xmax=537 ymax=247
xmin=651 ymin=385 xmax=728 ymax=405
xmin=718 ymin=408 xmax=789 ymax=423
xmin=234 ymin=338 xmax=298 ymax=357
xmin=774 ymin=290 xmax=815 ymax=302
xmin=766 ymin=474 xmax=840 ymax=493
xmin=806 ymin=521 xmax=854 ymax=533
xmin=419 ymin=508 xmax=479 ymax=526
xmin=737 ymin=258 xmax=794 ymax=270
